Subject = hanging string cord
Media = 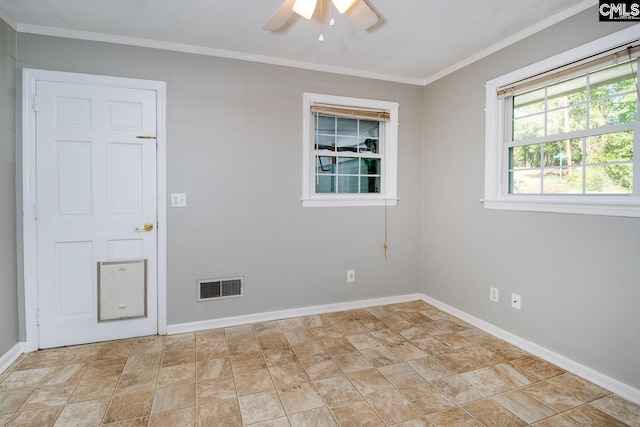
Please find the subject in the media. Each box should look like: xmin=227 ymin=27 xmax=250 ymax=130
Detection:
xmin=315 ymin=111 xmax=319 ymax=185
xmin=383 ymin=199 xmax=388 ymax=259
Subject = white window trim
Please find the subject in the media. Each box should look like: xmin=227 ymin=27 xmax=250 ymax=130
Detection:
xmin=484 ymin=24 xmax=640 ymax=218
xmin=302 ymin=92 xmax=399 ymax=207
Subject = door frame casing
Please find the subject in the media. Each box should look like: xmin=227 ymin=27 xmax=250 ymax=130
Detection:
xmin=21 ymin=68 xmax=167 ymax=351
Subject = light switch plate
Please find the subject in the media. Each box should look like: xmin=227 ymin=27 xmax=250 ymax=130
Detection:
xmin=171 ymin=193 xmax=187 ymax=207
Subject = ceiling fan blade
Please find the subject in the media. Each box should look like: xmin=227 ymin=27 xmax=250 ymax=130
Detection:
xmin=263 ymin=0 xmax=297 ymax=31
xmin=331 ymin=0 xmax=356 ymax=14
xmin=349 ymin=0 xmax=379 ymax=29
xmin=293 ymin=0 xmax=318 ymax=20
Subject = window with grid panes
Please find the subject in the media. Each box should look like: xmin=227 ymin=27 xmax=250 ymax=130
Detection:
xmin=302 ymin=93 xmax=399 ymax=207
xmin=484 ymin=28 xmax=640 ymax=217
xmin=315 ymin=114 xmax=381 ymax=194
xmin=508 ymin=60 xmax=637 ymax=195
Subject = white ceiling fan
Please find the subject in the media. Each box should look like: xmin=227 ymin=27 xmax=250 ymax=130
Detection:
xmin=263 ymin=0 xmax=380 ymax=32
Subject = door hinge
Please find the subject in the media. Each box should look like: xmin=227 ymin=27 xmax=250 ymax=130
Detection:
xmin=33 ymin=203 xmax=38 ymax=220
xmin=36 ymin=305 xmax=40 ymax=327
xmin=32 ymin=95 xmax=37 ymax=112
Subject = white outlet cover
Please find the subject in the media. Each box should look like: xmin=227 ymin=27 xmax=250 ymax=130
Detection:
xmin=511 ymin=293 xmax=522 ymax=310
xmin=490 ymin=287 xmax=499 ymax=303
xmin=347 ymin=270 xmax=355 ymax=283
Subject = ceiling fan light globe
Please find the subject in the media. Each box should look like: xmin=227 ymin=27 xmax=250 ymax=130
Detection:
xmin=293 ymin=0 xmax=318 ymax=19
xmin=331 ymin=0 xmax=356 ymax=14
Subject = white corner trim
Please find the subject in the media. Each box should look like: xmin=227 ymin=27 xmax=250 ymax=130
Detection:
xmin=421 ymin=294 xmax=640 ymax=405
xmin=0 ymin=6 xmax=18 ymax=30
xmin=0 ymin=343 xmax=23 ymax=374
xmin=166 ymin=293 xmax=423 ymax=334
xmin=422 ymin=0 xmax=597 ymax=86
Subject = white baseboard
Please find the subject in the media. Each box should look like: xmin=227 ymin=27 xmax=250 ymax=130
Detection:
xmin=167 ymin=292 xmax=640 ymax=404
xmin=166 ymin=293 xmax=423 ymax=334
xmin=0 ymin=343 xmax=23 ymax=374
xmin=5 ymin=291 xmax=637 ymax=405
xmin=421 ymin=294 xmax=640 ymax=405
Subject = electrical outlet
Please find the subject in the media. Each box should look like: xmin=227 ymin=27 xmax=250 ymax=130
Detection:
xmin=490 ymin=287 xmax=499 ymax=303
xmin=511 ymin=293 xmax=521 ymax=310
xmin=347 ymin=269 xmax=355 ymax=283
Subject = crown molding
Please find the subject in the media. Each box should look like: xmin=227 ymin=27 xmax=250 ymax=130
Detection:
xmin=7 ymin=0 xmax=596 ymax=87
xmin=0 ymin=6 xmax=17 ymax=30
xmin=16 ymin=23 xmax=425 ymax=86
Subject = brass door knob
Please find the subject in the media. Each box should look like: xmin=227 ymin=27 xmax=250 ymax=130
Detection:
xmin=135 ymin=223 xmax=154 ymax=232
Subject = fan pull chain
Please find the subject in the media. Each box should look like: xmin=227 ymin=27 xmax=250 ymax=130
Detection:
xmin=318 ymin=0 xmax=325 ymax=41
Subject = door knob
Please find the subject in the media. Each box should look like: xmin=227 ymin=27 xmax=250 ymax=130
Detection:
xmin=135 ymin=223 xmax=154 ymax=232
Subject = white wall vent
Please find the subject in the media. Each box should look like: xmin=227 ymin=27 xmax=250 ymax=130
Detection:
xmin=197 ymin=277 xmax=243 ymax=301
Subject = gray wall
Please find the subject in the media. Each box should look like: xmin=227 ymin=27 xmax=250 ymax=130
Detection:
xmin=11 ymin=4 xmax=639 ymax=394
xmin=0 ymin=19 xmax=18 ymax=356
xmin=421 ymin=8 xmax=640 ymax=389
xmin=17 ymin=35 xmax=424 ymax=325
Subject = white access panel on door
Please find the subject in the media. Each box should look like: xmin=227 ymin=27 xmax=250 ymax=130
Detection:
xmin=98 ymin=260 xmax=147 ymax=321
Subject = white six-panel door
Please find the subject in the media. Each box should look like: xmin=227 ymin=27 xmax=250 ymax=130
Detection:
xmin=35 ymin=80 xmax=159 ymax=348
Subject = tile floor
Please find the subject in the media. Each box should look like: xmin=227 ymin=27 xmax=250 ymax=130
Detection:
xmin=1 ymin=300 xmax=639 ymax=426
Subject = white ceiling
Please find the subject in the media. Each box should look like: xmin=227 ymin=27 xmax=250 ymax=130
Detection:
xmin=0 ymin=0 xmax=593 ymax=85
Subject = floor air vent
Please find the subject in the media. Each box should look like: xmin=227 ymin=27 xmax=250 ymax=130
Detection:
xmin=197 ymin=277 xmax=243 ymax=301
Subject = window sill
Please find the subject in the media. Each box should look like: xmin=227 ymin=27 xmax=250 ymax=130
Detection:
xmin=302 ymin=196 xmax=398 ymax=208
xmin=482 ymin=196 xmax=640 ymax=218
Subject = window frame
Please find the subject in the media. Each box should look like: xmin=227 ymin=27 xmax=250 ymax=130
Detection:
xmin=302 ymin=92 xmax=399 ymax=207
xmin=484 ymin=25 xmax=640 ymax=217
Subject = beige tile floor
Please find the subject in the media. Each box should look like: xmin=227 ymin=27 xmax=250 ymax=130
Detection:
xmin=1 ymin=300 xmax=639 ymax=426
